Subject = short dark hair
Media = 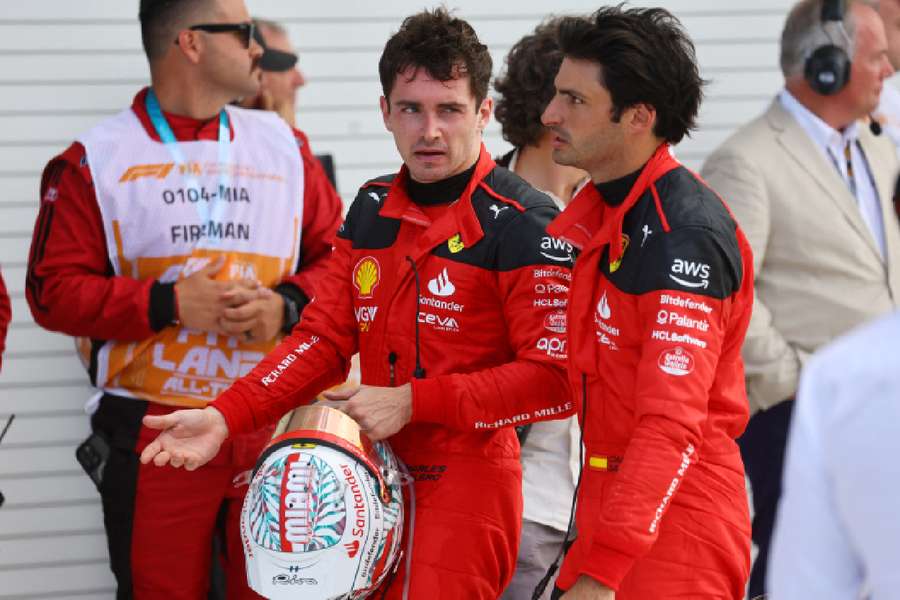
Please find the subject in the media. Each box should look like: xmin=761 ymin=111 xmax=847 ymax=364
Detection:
xmin=494 ymin=18 xmax=565 ymax=148
xmin=557 ymin=6 xmax=705 ymax=144
xmin=139 ymin=0 xmax=211 ymax=61
xmin=378 ymin=8 xmax=493 ymax=108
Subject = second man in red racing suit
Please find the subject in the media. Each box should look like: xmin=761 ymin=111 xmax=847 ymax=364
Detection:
xmin=541 ymin=8 xmax=754 ymax=599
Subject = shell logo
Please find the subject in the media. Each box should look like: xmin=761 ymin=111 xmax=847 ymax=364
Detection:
xmin=353 ymin=257 xmax=381 ymax=299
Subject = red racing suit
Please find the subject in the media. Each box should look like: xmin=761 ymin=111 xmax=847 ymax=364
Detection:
xmin=547 ymin=145 xmax=753 ymax=598
xmin=212 ymin=146 xmax=575 ymax=598
xmin=0 ymin=266 xmax=9 ymax=371
xmin=25 ymin=89 xmax=343 ymax=600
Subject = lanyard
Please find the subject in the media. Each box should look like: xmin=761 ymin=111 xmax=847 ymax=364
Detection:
xmin=144 ymin=88 xmax=233 ymax=246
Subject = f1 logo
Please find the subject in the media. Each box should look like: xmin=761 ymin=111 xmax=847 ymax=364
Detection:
xmin=118 ymin=163 xmax=174 ymax=183
xmin=344 ymin=540 xmax=360 ymax=558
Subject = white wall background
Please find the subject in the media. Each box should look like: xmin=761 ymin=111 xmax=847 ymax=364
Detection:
xmin=0 ymin=1 xmax=795 ymax=597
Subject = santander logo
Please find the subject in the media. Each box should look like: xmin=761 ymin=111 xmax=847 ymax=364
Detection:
xmin=427 ymin=268 xmax=455 ymax=297
xmin=344 ymin=540 xmax=360 ymax=558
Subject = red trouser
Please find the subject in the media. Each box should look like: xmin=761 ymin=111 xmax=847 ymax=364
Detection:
xmin=92 ymin=395 xmax=271 ymax=600
xmin=380 ymin=452 xmax=523 ymax=600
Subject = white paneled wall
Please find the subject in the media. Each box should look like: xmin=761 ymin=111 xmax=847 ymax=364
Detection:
xmin=0 ymin=1 xmax=793 ymax=597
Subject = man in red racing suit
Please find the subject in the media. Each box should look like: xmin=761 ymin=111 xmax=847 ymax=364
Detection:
xmin=542 ymin=8 xmax=753 ymax=599
xmin=140 ymin=9 xmax=574 ymax=599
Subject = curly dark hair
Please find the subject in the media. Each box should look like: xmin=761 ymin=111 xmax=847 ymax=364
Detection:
xmin=378 ymin=8 xmax=493 ymax=108
xmin=557 ymin=6 xmax=705 ymax=145
xmin=494 ymin=18 xmax=565 ymax=148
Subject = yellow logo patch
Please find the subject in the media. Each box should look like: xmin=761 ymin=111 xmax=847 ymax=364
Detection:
xmin=353 ymin=256 xmax=381 ymax=299
xmin=609 ymin=233 xmax=630 ymax=273
xmin=448 ymin=234 xmax=465 ymax=254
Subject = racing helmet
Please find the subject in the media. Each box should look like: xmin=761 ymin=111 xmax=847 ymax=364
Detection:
xmin=241 ymin=405 xmax=405 ymax=599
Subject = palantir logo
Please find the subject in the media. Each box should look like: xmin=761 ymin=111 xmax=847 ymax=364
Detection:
xmin=427 ymin=268 xmax=455 ymax=297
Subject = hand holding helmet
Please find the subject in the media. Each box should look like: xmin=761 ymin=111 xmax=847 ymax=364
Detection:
xmin=140 ymin=406 xmax=229 ymax=470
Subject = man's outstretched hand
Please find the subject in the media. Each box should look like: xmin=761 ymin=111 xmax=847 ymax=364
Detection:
xmin=140 ymin=407 xmax=230 ymax=470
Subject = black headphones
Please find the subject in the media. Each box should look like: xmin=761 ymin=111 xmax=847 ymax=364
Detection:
xmin=804 ymin=0 xmax=851 ymax=95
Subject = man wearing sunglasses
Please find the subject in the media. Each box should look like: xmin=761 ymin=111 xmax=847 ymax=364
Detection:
xmin=238 ymin=19 xmax=306 ymax=128
xmin=25 ymin=0 xmax=342 ymax=598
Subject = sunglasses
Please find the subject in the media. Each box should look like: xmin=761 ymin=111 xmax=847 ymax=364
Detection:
xmin=176 ymin=22 xmax=256 ymax=49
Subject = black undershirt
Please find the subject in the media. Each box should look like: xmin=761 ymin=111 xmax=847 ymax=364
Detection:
xmin=594 ymin=165 xmax=644 ymax=207
xmin=406 ymin=162 xmax=478 ymax=206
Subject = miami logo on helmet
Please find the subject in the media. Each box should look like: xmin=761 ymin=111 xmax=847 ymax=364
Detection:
xmin=353 ymin=257 xmax=381 ymax=299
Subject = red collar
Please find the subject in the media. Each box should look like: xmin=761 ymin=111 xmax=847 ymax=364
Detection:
xmin=547 ymin=144 xmax=679 ymax=262
xmin=379 ymin=144 xmax=496 ymax=251
xmin=131 ymin=87 xmax=236 ymax=143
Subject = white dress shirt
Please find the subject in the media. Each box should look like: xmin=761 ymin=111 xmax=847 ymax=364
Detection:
xmin=780 ymin=90 xmax=887 ymax=258
xmin=768 ymin=310 xmax=900 ymax=599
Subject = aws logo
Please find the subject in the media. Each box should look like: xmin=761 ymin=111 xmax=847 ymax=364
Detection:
xmin=669 ymin=259 xmax=710 ymax=289
xmin=118 ymin=163 xmax=175 ymax=182
xmin=353 ymin=257 xmax=381 ymax=299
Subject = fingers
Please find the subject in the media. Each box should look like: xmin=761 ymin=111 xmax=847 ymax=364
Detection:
xmin=200 ymin=255 xmax=227 ymax=277
xmin=140 ymin=438 xmax=163 ymax=465
xmin=221 ymin=301 xmax=261 ymax=323
xmin=143 ymin=413 xmax=180 ymax=431
xmin=153 ymin=450 xmax=172 ymax=467
xmin=321 ymin=386 xmax=360 ymax=402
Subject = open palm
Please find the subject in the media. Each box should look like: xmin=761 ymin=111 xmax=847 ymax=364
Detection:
xmin=139 ymin=407 xmax=229 ymax=470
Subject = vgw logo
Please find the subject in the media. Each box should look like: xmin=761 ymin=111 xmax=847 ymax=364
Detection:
xmin=669 ymin=259 xmax=710 ymax=289
xmin=355 ymin=306 xmax=378 ymax=332
xmin=540 ymin=236 xmax=574 ymax=263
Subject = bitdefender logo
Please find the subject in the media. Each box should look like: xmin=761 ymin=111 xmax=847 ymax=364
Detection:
xmin=427 ymin=268 xmax=455 ymax=297
xmin=344 ymin=540 xmax=361 ymax=558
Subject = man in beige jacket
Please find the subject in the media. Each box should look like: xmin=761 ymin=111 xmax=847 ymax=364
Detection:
xmin=701 ymin=0 xmax=900 ymax=596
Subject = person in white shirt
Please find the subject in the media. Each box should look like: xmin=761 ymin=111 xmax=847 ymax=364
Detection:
xmin=493 ymin=19 xmax=587 ymax=600
xmin=768 ymin=310 xmax=900 ymax=599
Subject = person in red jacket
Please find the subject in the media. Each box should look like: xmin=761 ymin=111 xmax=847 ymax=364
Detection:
xmin=25 ymin=0 xmax=342 ymax=598
xmin=138 ymin=8 xmax=574 ymax=599
xmin=0 ymin=266 xmax=9 ymax=372
xmin=540 ymin=8 xmax=754 ymax=600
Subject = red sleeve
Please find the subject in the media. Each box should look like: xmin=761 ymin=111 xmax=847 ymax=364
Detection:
xmin=211 ymin=235 xmax=358 ymax=434
xmin=0 ymin=266 xmax=10 ymax=371
xmin=410 ymin=208 xmax=574 ymax=431
xmin=279 ymin=130 xmax=343 ymax=300
xmin=570 ymin=225 xmax=743 ymax=589
xmin=26 ymin=143 xmax=157 ymax=341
